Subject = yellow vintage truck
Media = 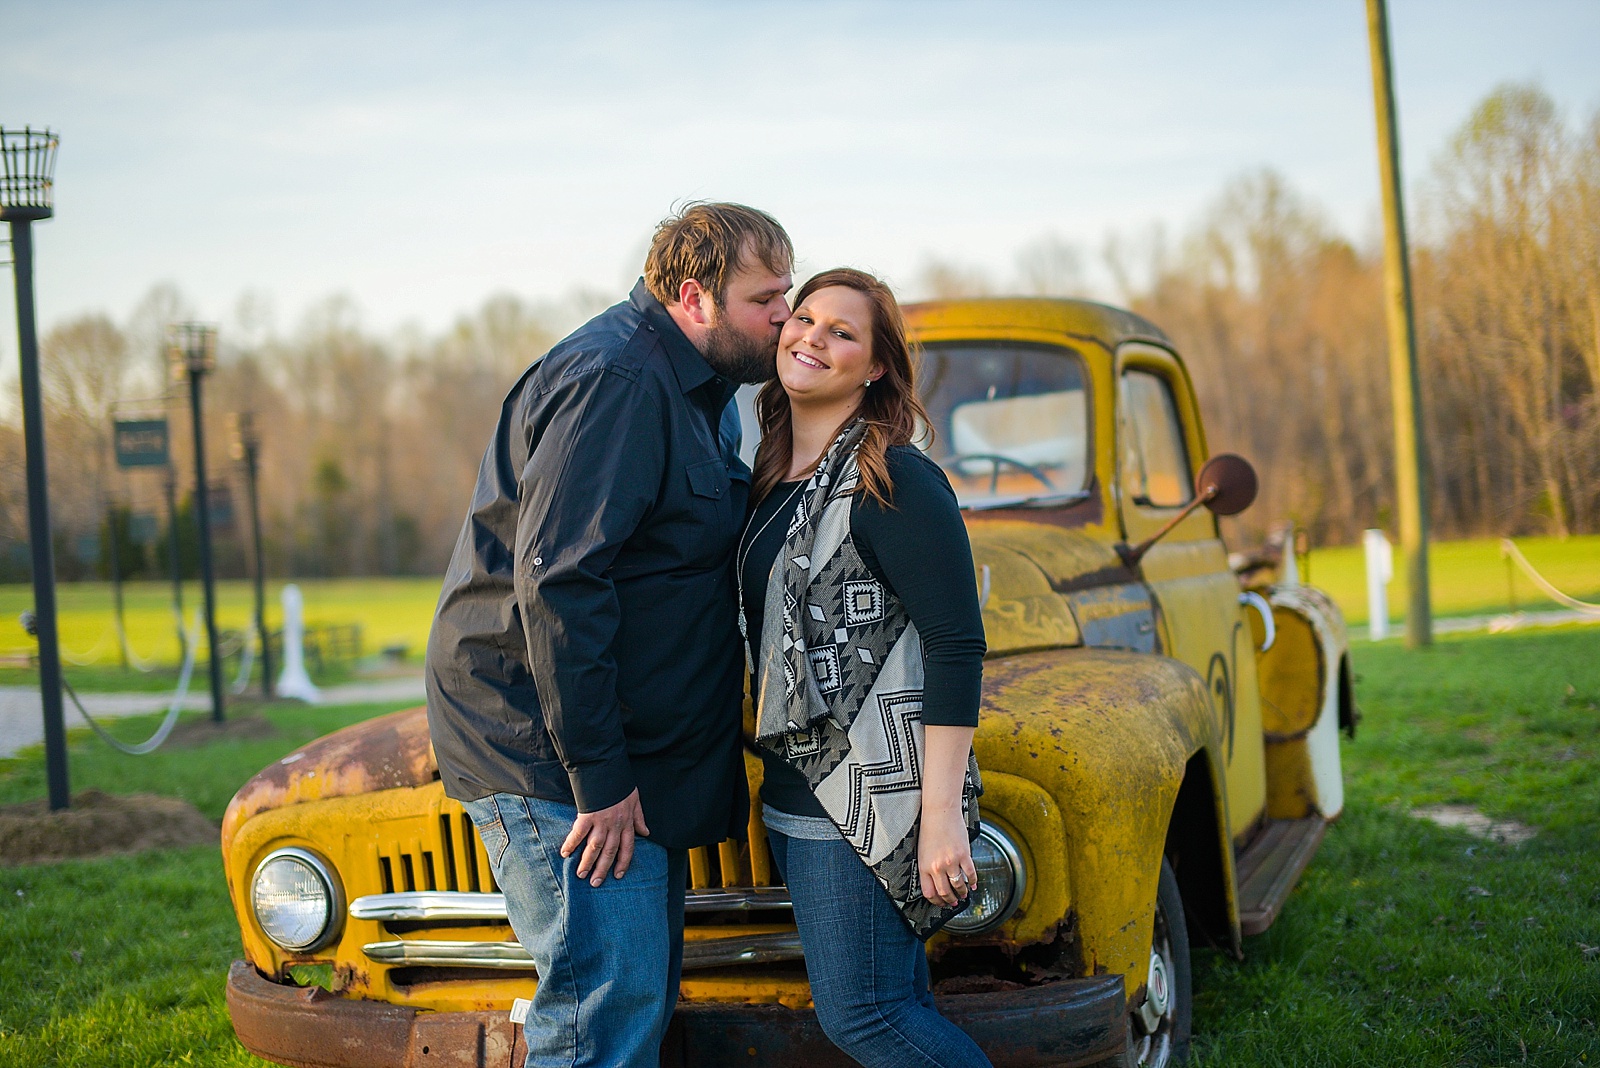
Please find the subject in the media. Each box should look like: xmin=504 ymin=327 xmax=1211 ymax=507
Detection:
xmin=222 ymin=298 xmax=1354 ymax=1068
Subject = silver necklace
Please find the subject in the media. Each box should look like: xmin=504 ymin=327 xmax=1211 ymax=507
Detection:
xmin=736 ymin=480 xmax=806 ymax=646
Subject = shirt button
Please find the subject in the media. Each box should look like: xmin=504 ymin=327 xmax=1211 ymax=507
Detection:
xmin=532 ymin=557 xmax=543 ymax=566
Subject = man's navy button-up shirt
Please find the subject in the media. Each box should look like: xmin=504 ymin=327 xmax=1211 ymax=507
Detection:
xmin=425 ymin=280 xmax=751 ymax=850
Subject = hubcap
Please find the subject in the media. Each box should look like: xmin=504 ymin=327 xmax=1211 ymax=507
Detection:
xmin=1133 ymin=911 xmax=1177 ymax=1067
xmin=1138 ymin=946 xmax=1171 ymax=1033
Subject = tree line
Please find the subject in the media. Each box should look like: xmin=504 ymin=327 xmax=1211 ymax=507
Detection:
xmin=926 ymin=84 xmax=1599 ymax=547
xmin=0 ymin=83 xmax=1594 ymax=583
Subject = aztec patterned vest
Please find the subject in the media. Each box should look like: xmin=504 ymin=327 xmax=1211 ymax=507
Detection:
xmin=752 ymin=421 xmax=982 ymax=939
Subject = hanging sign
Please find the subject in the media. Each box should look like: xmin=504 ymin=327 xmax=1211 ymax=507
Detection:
xmin=114 ymin=419 xmax=170 ymax=468
xmin=207 ymin=483 xmax=237 ymax=534
xmin=127 ymin=511 xmax=160 ymax=544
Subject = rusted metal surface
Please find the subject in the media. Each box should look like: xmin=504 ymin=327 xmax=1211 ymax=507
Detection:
xmin=228 ymin=960 xmax=415 ymax=1068
xmin=228 ymin=959 xmax=1124 ymax=1068
xmin=668 ymin=976 xmax=1125 ymax=1068
xmin=221 ymin=707 xmax=434 ymax=876
xmin=976 ymin=648 xmax=1219 ymax=994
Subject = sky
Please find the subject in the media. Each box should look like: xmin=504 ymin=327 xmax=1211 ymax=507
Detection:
xmin=3 ymin=0 xmax=1599 ymax=349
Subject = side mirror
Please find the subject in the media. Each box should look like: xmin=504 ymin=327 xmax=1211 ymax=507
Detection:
xmin=1116 ymin=453 xmax=1258 ymax=568
xmin=1196 ymin=453 xmax=1258 ymax=517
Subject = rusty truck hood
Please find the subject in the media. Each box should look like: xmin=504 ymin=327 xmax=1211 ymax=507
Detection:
xmin=965 ymin=520 xmax=1139 ymax=657
xmin=221 ymin=706 xmax=434 ymax=872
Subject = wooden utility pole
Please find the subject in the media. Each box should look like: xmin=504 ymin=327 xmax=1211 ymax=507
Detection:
xmin=1366 ymin=0 xmax=1432 ymax=648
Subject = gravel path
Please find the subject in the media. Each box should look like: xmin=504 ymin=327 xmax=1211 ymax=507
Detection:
xmin=1354 ymin=607 xmax=1596 ymax=640
xmin=0 ymin=675 xmax=425 ymax=759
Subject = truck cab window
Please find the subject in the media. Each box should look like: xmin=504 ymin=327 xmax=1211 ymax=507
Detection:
xmin=1120 ymin=368 xmax=1193 ymax=508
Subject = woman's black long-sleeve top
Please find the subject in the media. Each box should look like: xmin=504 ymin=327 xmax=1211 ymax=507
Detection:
xmin=740 ymin=444 xmax=987 ymax=817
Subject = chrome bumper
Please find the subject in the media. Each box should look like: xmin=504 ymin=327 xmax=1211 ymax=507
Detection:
xmin=351 ymin=888 xmax=803 ymax=971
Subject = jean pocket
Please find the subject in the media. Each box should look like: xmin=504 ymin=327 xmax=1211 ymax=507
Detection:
xmin=465 ymin=797 xmax=511 ymax=871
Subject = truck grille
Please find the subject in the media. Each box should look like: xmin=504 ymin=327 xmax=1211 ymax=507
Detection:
xmin=357 ymin=796 xmax=799 ymax=977
xmin=375 ymin=812 xmax=499 ymax=894
xmin=372 ymin=804 xmax=779 ymax=896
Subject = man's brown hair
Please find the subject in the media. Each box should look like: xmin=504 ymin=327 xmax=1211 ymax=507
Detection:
xmin=644 ymin=202 xmax=793 ymax=307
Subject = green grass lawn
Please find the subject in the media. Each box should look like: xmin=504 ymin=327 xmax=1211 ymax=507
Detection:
xmin=0 ymin=576 xmax=442 ymax=674
xmin=0 ymin=698 xmax=419 ymax=1068
xmin=1 ymin=629 xmax=1597 ymax=1066
xmin=1188 ymin=624 xmax=1600 ymax=1066
xmin=1304 ymin=533 xmax=1600 ymax=627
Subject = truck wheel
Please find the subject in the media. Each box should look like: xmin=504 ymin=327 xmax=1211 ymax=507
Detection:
xmin=1103 ymin=857 xmax=1193 ymax=1067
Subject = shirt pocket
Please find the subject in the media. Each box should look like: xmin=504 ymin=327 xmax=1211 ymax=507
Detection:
xmin=686 ymin=458 xmax=731 ymax=502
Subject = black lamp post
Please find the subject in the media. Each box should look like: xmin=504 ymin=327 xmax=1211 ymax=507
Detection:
xmin=1 ymin=126 xmax=69 ymax=810
xmin=170 ymin=322 xmax=226 ymax=723
xmin=164 ymin=461 xmax=186 ymax=657
xmin=231 ymin=411 xmax=273 ymax=698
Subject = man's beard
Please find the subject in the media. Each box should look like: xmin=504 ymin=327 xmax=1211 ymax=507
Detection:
xmin=700 ymin=315 xmax=778 ymax=385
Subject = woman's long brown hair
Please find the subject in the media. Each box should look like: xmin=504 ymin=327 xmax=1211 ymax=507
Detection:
xmin=751 ymin=268 xmax=930 ymax=508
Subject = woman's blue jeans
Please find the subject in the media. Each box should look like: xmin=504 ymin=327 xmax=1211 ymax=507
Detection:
xmin=769 ymin=828 xmax=993 ymax=1068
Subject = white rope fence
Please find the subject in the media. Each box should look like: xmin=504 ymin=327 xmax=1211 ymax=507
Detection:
xmin=230 ymin=624 xmax=256 ymax=695
xmin=1500 ymin=539 xmax=1600 ymax=617
xmin=59 ymin=624 xmax=114 ymax=666
xmin=68 ymin=609 xmax=201 ymax=756
xmin=114 ymin=614 xmax=160 ymax=673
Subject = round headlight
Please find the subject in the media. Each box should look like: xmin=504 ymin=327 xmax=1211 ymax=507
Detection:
xmin=251 ymin=847 xmax=343 ymax=952
xmin=942 ymin=822 xmax=1025 ymax=934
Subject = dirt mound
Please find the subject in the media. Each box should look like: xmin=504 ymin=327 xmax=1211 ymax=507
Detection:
xmin=0 ymin=789 xmax=217 ymax=865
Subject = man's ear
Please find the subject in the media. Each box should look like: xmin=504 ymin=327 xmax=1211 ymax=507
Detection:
xmin=677 ymin=279 xmax=715 ymax=327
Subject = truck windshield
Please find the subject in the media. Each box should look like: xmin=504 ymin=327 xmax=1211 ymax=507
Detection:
xmin=918 ymin=341 xmax=1090 ymax=509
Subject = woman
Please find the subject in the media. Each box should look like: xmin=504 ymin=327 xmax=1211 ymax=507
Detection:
xmin=739 ymin=268 xmax=992 ymax=1068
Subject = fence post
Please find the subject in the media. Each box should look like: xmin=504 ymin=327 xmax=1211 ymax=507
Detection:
xmin=275 ymin=583 xmax=321 ymax=703
xmin=1364 ymin=529 xmax=1393 ymax=641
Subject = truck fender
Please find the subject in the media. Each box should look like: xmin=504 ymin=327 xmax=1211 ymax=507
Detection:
xmin=1253 ymin=585 xmax=1350 ymax=820
xmin=975 ymin=648 xmax=1229 ymax=995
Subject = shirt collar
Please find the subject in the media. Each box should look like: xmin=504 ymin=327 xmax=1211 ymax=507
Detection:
xmin=630 ymin=278 xmax=725 ymax=399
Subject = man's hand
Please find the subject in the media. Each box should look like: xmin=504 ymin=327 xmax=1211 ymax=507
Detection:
xmin=560 ymin=789 xmax=650 ymax=887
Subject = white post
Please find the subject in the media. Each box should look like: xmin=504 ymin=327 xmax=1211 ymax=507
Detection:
xmin=275 ymin=583 xmax=321 ymax=703
xmin=1279 ymin=521 xmax=1301 ymax=588
xmin=1363 ymin=529 xmax=1393 ymax=641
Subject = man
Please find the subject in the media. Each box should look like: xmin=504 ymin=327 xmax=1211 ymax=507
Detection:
xmin=425 ymin=203 xmax=793 ymax=1068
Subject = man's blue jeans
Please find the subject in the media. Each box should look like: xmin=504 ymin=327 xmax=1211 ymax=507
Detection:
xmin=769 ymin=828 xmax=993 ymax=1068
xmin=462 ymin=793 xmax=687 ymax=1068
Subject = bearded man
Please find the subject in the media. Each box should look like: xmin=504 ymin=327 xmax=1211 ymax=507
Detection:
xmin=425 ymin=203 xmax=793 ymax=1068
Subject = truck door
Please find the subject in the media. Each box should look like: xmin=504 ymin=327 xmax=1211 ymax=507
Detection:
xmin=1115 ymin=343 xmax=1267 ymax=842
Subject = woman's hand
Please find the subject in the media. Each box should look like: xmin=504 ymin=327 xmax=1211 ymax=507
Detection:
xmin=918 ymin=803 xmax=976 ymax=907
xmin=919 ymin=724 xmax=978 ymax=907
